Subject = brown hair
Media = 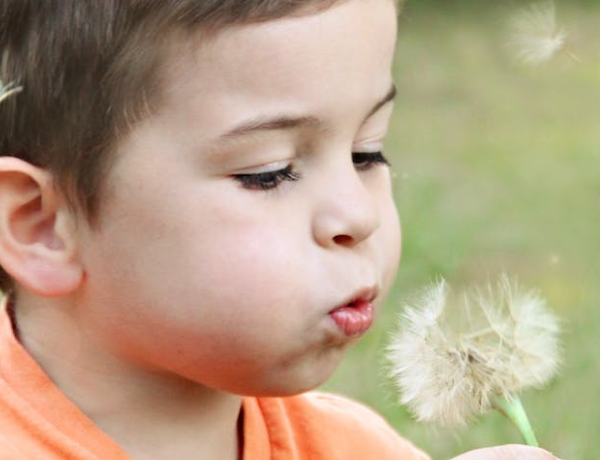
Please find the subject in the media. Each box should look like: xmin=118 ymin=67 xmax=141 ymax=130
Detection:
xmin=0 ymin=0 xmax=363 ymax=292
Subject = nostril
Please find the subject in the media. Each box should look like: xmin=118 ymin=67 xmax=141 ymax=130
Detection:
xmin=333 ymin=234 xmax=354 ymax=246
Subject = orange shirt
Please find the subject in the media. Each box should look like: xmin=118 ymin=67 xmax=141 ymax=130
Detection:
xmin=0 ymin=300 xmax=428 ymax=460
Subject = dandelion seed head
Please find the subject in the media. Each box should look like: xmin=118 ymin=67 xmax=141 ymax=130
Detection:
xmin=507 ymin=1 xmax=567 ymax=65
xmin=387 ymin=275 xmax=561 ymax=427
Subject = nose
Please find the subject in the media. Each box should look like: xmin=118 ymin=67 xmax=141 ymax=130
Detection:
xmin=312 ymin=165 xmax=381 ymax=249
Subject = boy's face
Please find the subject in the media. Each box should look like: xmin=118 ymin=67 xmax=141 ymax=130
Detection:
xmin=77 ymin=0 xmax=399 ymax=395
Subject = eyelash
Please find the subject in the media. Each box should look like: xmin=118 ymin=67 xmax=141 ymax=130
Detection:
xmin=233 ymin=165 xmax=301 ymax=191
xmin=352 ymin=151 xmax=390 ymax=170
xmin=233 ymin=151 xmax=390 ymax=191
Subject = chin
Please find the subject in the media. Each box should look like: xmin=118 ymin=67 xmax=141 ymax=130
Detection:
xmin=250 ymin=357 xmax=345 ymax=397
xmin=224 ymin=341 xmax=350 ymax=397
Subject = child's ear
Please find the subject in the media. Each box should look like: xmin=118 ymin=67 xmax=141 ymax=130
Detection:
xmin=0 ymin=157 xmax=83 ymax=296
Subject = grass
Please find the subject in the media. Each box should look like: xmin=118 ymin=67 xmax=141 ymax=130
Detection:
xmin=322 ymin=2 xmax=600 ymax=459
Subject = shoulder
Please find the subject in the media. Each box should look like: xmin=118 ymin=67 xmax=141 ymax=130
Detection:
xmin=256 ymin=392 xmax=430 ymax=460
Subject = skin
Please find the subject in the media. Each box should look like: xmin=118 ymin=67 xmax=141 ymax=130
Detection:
xmin=452 ymin=445 xmax=556 ymax=460
xmin=0 ymin=1 xmax=559 ymax=459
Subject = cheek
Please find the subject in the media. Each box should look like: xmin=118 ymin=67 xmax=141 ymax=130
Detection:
xmin=114 ymin=203 xmax=310 ymax=330
xmin=82 ymin=214 xmax=312 ymax=371
xmin=186 ymin=224 xmax=306 ymax=309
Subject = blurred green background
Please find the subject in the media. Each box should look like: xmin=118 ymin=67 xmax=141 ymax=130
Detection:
xmin=323 ymin=1 xmax=600 ymax=459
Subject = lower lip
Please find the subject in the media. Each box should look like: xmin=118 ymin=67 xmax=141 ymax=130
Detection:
xmin=329 ymin=299 xmax=374 ymax=337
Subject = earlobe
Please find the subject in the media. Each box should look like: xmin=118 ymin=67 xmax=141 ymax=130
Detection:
xmin=0 ymin=157 xmax=83 ymax=297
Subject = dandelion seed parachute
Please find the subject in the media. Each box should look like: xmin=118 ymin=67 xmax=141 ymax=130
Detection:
xmin=387 ymin=275 xmax=561 ymax=427
xmin=0 ymin=80 xmax=22 ymax=104
xmin=507 ymin=0 xmax=567 ymax=65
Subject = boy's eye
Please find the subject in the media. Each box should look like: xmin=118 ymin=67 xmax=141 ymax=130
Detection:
xmin=232 ymin=152 xmax=388 ymax=191
xmin=233 ymin=165 xmax=301 ymax=191
xmin=352 ymin=151 xmax=390 ymax=170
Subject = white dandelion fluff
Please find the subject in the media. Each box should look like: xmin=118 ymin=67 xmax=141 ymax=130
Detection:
xmin=387 ymin=275 xmax=561 ymax=432
xmin=507 ymin=1 xmax=573 ymax=65
xmin=0 ymin=79 xmax=22 ymax=104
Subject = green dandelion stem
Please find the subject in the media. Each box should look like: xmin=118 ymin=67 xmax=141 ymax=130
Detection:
xmin=491 ymin=394 xmax=539 ymax=447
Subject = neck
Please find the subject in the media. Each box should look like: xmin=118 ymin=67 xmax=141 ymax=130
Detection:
xmin=92 ymin=387 xmax=242 ymax=460
xmin=12 ymin=294 xmax=243 ymax=460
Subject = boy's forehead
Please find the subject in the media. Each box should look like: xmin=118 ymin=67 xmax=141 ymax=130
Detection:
xmin=157 ymin=0 xmax=397 ymax=120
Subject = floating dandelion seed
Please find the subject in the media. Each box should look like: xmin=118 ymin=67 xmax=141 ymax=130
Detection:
xmin=0 ymin=79 xmax=22 ymax=104
xmin=387 ymin=275 xmax=561 ymax=445
xmin=507 ymin=1 xmax=577 ymax=65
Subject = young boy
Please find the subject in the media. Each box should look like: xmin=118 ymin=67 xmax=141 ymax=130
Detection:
xmin=0 ymin=1 xmax=559 ymax=459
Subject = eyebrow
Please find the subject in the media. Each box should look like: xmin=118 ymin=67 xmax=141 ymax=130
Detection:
xmin=219 ymin=84 xmax=397 ymax=140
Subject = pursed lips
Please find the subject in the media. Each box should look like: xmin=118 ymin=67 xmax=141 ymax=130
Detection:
xmin=328 ymin=286 xmax=379 ymax=337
